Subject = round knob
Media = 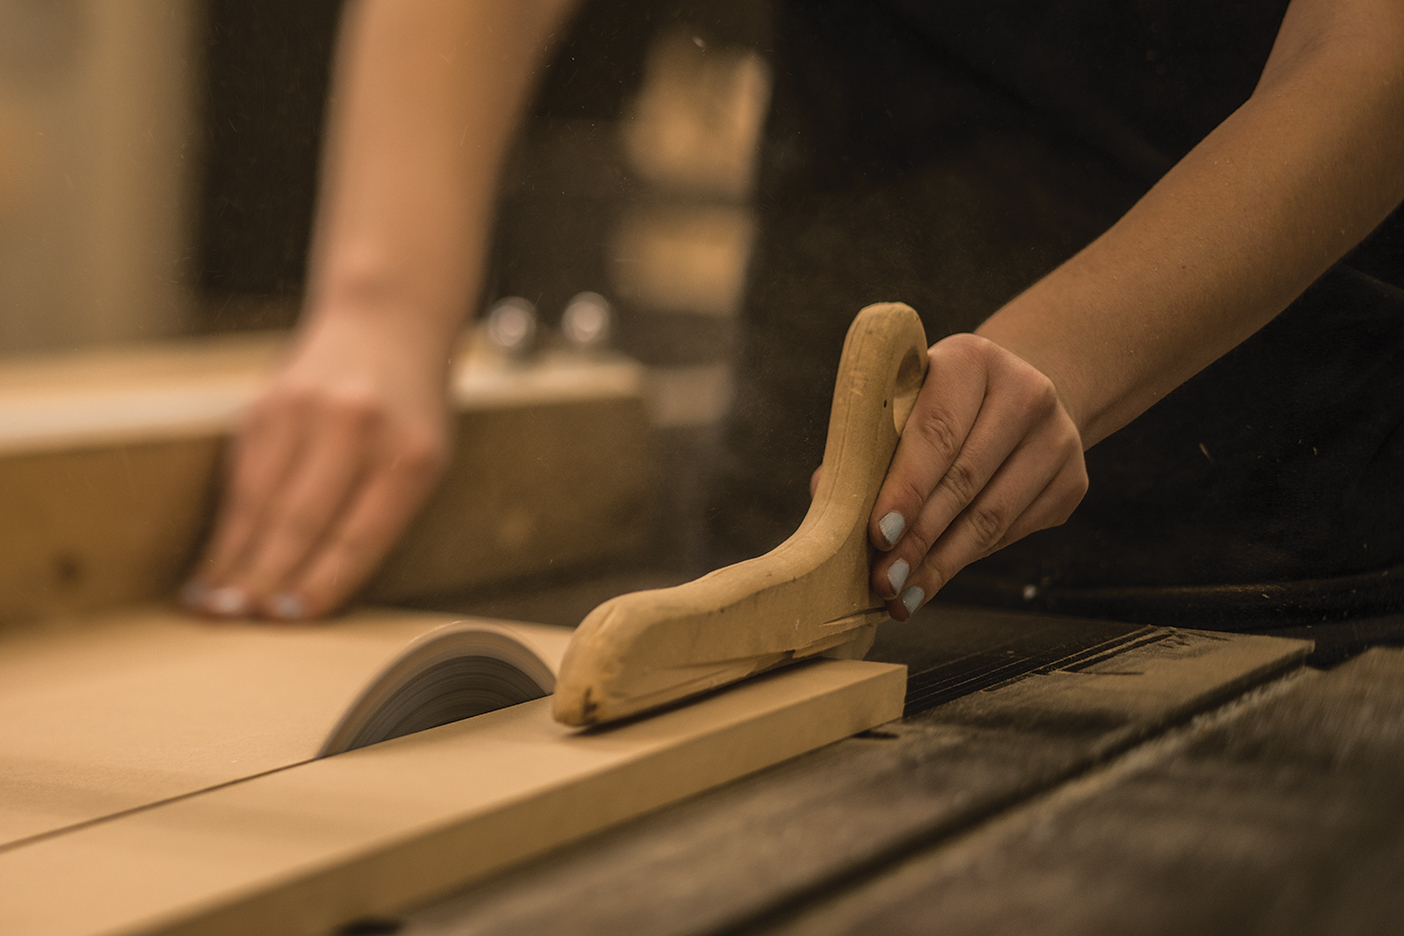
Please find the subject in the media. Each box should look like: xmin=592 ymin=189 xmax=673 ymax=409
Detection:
xmin=484 ymin=296 xmax=538 ymax=357
xmin=561 ymin=291 xmax=614 ymax=351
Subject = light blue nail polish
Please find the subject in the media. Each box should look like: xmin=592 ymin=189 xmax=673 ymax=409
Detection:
xmin=901 ymin=586 xmax=925 ymax=616
xmin=270 ymin=593 xmax=305 ymax=620
xmin=887 ymin=559 xmax=909 ymax=596
xmin=208 ymin=586 xmax=249 ymax=617
xmin=878 ymin=511 xmax=905 ymax=547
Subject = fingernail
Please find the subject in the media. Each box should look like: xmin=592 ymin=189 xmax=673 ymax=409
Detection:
xmin=180 ymin=580 xmax=209 ymax=608
xmin=878 ymin=512 xmax=905 ymax=547
xmin=268 ymin=593 xmax=306 ymax=620
xmin=887 ymin=559 xmax=909 ymax=596
xmin=901 ymin=586 xmax=925 ymax=616
xmin=207 ymin=586 xmax=249 ymax=617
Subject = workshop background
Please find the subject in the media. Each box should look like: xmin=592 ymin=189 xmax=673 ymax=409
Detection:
xmin=4 ymin=4 xmax=1404 ymax=936
xmin=0 ymin=0 xmax=779 ymax=603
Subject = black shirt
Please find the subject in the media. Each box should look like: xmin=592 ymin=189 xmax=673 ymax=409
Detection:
xmin=715 ymin=0 xmax=1404 ymax=623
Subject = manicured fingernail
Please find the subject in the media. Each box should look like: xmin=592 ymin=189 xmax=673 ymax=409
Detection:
xmin=901 ymin=586 xmax=925 ymax=616
xmin=269 ymin=593 xmax=305 ymax=620
xmin=887 ymin=559 xmax=909 ymax=596
xmin=207 ymin=586 xmax=249 ymax=617
xmin=878 ymin=512 xmax=905 ymax=547
xmin=179 ymin=580 xmax=209 ymax=608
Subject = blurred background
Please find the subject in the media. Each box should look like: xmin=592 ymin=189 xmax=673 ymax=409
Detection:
xmin=0 ymin=0 xmax=773 ymax=349
xmin=0 ymin=0 xmax=198 ymax=350
xmin=0 ymin=0 xmax=778 ymax=618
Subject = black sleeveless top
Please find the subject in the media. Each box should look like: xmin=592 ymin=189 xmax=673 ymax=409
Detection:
xmin=714 ymin=0 xmax=1404 ymax=625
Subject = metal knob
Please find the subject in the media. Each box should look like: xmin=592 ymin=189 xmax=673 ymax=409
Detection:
xmin=484 ymin=296 xmax=539 ymax=357
xmin=561 ymin=291 xmax=614 ymax=351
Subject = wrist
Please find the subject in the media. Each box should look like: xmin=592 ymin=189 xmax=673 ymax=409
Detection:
xmin=974 ymin=317 xmax=1093 ymax=446
xmin=301 ymin=265 xmax=468 ymax=379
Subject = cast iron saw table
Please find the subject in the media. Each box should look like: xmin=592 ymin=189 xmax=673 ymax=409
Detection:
xmin=328 ymin=598 xmax=1404 ymax=936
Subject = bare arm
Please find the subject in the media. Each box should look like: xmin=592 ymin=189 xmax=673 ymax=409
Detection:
xmin=871 ymin=0 xmax=1404 ymax=619
xmin=981 ymin=0 xmax=1404 ymax=445
xmin=187 ymin=0 xmax=577 ymax=619
xmin=307 ymin=0 xmax=575 ymax=361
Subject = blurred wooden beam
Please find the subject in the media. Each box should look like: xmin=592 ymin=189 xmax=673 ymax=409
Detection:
xmin=0 ymin=332 xmax=655 ymax=629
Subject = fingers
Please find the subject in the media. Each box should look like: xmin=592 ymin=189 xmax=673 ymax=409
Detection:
xmin=869 ymin=339 xmax=988 ymax=552
xmin=195 ymin=401 xmax=307 ymax=590
xmin=290 ymin=438 xmax=446 ymax=616
xmin=185 ymin=388 xmax=448 ymax=621
xmin=235 ymin=400 xmax=380 ymax=600
xmin=885 ymin=439 xmax=1086 ymax=621
xmin=868 ymin=334 xmax=1088 ymax=620
xmin=186 ymin=394 xmax=376 ymax=617
xmin=885 ymin=375 xmax=1041 ymax=577
xmin=183 ymin=309 xmax=458 ymax=622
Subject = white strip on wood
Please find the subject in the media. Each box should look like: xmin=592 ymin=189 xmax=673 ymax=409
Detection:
xmin=0 ymin=334 xmax=646 ymax=454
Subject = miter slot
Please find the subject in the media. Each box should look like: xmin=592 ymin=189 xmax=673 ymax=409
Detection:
xmin=901 ymin=625 xmax=1160 ymax=714
xmin=1050 ymin=629 xmax=1172 ymax=674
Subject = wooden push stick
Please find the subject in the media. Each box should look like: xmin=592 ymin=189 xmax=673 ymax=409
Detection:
xmin=555 ymin=303 xmax=929 ymax=725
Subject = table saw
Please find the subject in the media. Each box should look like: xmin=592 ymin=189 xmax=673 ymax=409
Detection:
xmin=3 ymin=310 xmax=1403 ymax=936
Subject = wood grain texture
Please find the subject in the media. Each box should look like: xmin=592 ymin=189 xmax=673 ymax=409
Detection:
xmin=0 ymin=606 xmax=571 ymax=848
xmin=767 ymin=647 xmax=1404 ymax=936
xmin=368 ymin=395 xmax=654 ymax=603
xmin=0 ymin=658 xmax=906 ymax=936
xmin=0 ymin=333 xmax=281 ymax=455
xmin=0 ymin=441 xmax=220 ymax=625
xmin=0 ymin=334 xmax=654 ymax=629
xmin=554 ymin=303 xmax=929 ymax=725
xmin=391 ymin=608 xmax=1311 ymax=936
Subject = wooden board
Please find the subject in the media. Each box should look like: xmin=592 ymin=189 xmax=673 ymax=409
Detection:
xmin=386 ymin=607 xmax=1312 ymax=936
xmin=0 ymin=333 xmax=655 ymax=628
xmin=0 ymin=606 xmax=572 ymax=848
xmin=0 ymin=658 xmax=905 ymax=936
xmin=368 ymin=391 xmax=654 ymax=603
xmin=762 ymin=645 xmax=1404 ymax=936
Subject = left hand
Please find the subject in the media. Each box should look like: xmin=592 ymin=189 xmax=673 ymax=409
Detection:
xmin=866 ymin=333 xmax=1088 ymax=621
xmin=183 ymin=312 xmax=452 ymax=620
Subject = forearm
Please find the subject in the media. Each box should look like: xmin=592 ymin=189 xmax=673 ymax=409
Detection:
xmin=304 ymin=0 xmax=577 ymax=366
xmin=977 ymin=0 xmax=1404 ymax=447
xmin=192 ymin=0 xmax=582 ymax=618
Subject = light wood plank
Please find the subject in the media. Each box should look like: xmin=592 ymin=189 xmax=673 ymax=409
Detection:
xmin=0 ymin=607 xmax=571 ymax=848
xmin=0 ymin=334 xmax=654 ymax=627
xmin=0 ymin=658 xmax=905 ymax=936
xmin=390 ymin=615 xmax=1312 ymax=936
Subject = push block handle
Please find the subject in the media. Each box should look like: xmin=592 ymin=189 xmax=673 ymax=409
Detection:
xmin=553 ymin=303 xmax=929 ymax=726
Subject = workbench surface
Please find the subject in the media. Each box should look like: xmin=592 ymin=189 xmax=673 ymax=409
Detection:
xmin=381 ymin=599 xmax=1404 ymax=936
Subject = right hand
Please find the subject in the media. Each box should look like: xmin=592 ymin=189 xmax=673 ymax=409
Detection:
xmin=183 ymin=314 xmax=452 ymax=620
xmin=867 ymin=333 xmax=1088 ymax=621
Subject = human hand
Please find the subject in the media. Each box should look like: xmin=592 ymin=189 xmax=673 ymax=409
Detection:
xmin=183 ymin=315 xmax=451 ymax=620
xmin=867 ymin=333 xmax=1087 ymax=621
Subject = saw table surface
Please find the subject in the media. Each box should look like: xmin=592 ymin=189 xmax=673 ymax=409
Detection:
xmin=382 ymin=598 xmax=1404 ymax=936
xmin=6 ymin=588 xmax=1402 ymax=935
